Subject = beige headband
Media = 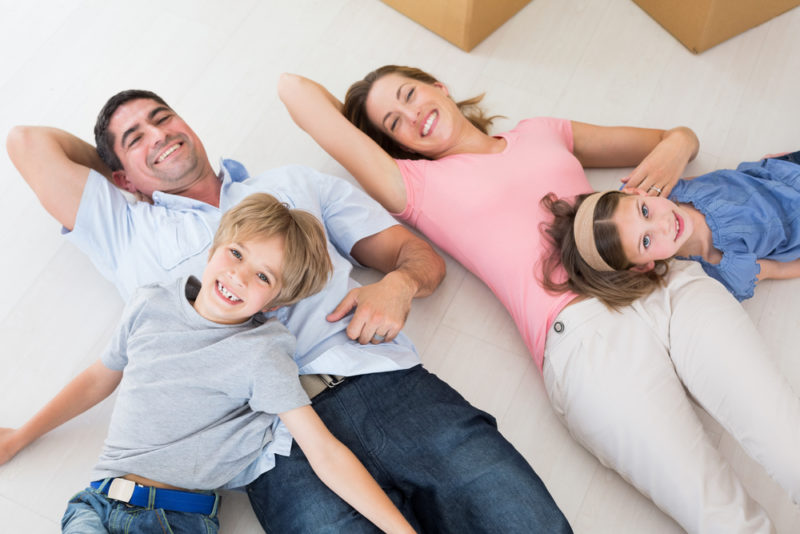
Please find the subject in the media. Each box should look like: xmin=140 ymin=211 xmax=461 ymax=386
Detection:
xmin=573 ymin=191 xmax=615 ymax=272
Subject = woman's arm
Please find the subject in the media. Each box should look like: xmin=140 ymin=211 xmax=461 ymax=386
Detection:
xmin=0 ymin=359 xmax=122 ymax=465
xmin=278 ymin=73 xmax=408 ymax=213
xmin=280 ymin=405 xmax=415 ymax=534
xmin=571 ymin=122 xmax=699 ymax=198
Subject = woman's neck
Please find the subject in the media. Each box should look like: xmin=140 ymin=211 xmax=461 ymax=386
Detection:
xmin=437 ymin=124 xmax=506 ymax=158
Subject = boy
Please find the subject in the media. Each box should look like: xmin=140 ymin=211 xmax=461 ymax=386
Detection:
xmin=0 ymin=193 xmax=415 ymax=534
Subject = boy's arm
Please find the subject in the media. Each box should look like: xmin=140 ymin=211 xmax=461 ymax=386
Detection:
xmin=7 ymin=126 xmax=111 ymax=231
xmin=0 ymin=359 xmax=122 ymax=465
xmin=280 ymin=405 xmax=416 ymax=534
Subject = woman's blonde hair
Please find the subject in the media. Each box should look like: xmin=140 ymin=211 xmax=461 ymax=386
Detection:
xmin=539 ymin=191 xmax=669 ymax=309
xmin=342 ymin=65 xmax=501 ymax=160
xmin=212 ymin=193 xmax=332 ymax=308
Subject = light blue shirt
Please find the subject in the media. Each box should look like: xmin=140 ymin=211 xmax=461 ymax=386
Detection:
xmin=65 ymin=159 xmax=421 ymax=375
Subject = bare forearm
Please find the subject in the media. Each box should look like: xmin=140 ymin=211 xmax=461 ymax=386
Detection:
xmin=757 ymin=258 xmax=800 ymax=281
xmin=309 ymin=440 xmax=415 ymax=534
xmin=279 ymin=73 xmax=344 ymax=126
xmin=390 ymin=236 xmax=446 ymax=298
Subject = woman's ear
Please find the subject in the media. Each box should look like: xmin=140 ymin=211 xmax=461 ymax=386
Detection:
xmin=433 ymin=81 xmax=449 ymax=97
xmin=629 ymin=261 xmax=656 ymax=273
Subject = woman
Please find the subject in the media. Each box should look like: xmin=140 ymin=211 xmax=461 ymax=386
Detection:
xmin=278 ymin=66 xmax=800 ymax=534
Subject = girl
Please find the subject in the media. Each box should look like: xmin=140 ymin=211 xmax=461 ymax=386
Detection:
xmin=543 ymin=153 xmax=800 ymax=305
xmin=278 ymin=66 xmax=800 ymax=534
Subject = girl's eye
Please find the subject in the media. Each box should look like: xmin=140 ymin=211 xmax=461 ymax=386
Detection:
xmin=230 ymin=248 xmax=242 ymax=259
xmin=257 ymin=272 xmax=269 ymax=284
xmin=641 ymin=204 xmax=649 ymax=218
xmin=643 ymin=235 xmax=651 ymax=249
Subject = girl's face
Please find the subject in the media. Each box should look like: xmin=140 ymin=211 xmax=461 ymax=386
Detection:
xmin=364 ymin=73 xmax=465 ymax=159
xmin=611 ymin=193 xmax=695 ymax=271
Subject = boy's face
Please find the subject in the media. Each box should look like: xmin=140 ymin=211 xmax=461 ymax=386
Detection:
xmin=194 ymin=236 xmax=285 ymax=324
xmin=612 ymin=192 xmax=694 ymax=271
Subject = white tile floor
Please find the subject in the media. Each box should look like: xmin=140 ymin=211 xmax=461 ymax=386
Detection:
xmin=1 ymin=1 xmax=799 ymax=532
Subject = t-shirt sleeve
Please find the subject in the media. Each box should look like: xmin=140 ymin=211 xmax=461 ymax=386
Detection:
xmin=246 ymin=322 xmax=310 ymax=415
xmin=100 ymin=288 xmax=151 ymax=370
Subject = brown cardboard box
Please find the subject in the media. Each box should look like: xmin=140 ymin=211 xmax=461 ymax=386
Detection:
xmin=633 ymin=0 xmax=800 ymax=54
xmin=381 ymin=0 xmax=531 ymax=52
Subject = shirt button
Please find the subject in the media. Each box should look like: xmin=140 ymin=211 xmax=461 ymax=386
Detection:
xmin=553 ymin=321 xmax=564 ymax=333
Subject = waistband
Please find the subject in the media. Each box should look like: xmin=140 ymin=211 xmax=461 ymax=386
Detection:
xmin=299 ymin=373 xmax=345 ymax=399
xmin=90 ymin=478 xmax=219 ymax=515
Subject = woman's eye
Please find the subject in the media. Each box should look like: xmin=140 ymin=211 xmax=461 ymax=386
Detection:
xmin=641 ymin=204 xmax=649 ymax=218
xmin=230 ymin=248 xmax=242 ymax=259
xmin=257 ymin=273 xmax=269 ymax=283
xmin=406 ymin=88 xmax=415 ymax=102
xmin=390 ymin=117 xmax=399 ymax=132
xmin=643 ymin=235 xmax=651 ymax=249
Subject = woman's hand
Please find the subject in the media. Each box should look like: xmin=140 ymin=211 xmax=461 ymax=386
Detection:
xmin=621 ymin=126 xmax=698 ymax=198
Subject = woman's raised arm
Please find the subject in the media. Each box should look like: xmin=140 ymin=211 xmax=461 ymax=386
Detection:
xmin=572 ymin=122 xmax=699 ymax=198
xmin=278 ymin=73 xmax=407 ymax=213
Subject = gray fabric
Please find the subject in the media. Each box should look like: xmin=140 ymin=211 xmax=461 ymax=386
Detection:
xmin=90 ymin=276 xmax=310 ymax=490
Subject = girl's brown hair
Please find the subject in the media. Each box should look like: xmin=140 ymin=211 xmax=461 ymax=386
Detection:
xmin=539 ymin=191 xmax=669 ymax=309
xmin=342 ymin=65 xmax=500 ymax=160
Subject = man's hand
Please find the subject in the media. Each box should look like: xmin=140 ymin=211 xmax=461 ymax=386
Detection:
xmin=327 ymin=271 xmax=416 ymax=344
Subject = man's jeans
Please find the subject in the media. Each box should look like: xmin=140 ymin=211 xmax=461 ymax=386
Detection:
xmin=247 ymin=364 xmax=571 ymax=533
xmin=61 ymin=483 xmax=220 ymax=534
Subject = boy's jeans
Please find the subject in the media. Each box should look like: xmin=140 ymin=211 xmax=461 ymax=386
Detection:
xmin=62 ymin=482 xmax=219 ymax=534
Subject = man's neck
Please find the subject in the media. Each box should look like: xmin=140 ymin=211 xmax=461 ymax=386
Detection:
xmin=163 ymin=169 xmax=223 ymax=207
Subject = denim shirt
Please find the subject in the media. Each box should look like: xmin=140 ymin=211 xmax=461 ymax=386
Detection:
xmin=65 ymin=159 xmax=421 ymax=375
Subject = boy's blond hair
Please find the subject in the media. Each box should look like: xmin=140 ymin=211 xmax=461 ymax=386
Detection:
xmin=211 ymin=193 xmax=332 ymax=308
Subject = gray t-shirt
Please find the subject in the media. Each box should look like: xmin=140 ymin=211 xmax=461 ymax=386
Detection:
xmin=90 ymin=276 xmax=310 ymax=490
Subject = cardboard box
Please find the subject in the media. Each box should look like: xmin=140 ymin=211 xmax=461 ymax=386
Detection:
xmin=381 ymin=0 xmax=531 ymax=52
xmin=632 ymin=0 xmax=800 ymax=54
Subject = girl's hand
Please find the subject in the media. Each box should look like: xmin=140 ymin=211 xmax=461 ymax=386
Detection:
xmin=621 ymin=126 xmax=698 ymax=198
xmin=0 ymin=428 xmax=23 ymax=465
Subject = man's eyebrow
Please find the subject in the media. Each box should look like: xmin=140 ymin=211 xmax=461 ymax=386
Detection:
xmin=148 ymin=106 xmax=171 ymax=120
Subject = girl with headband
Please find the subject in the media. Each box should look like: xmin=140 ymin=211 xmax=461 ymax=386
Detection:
xmin=542 ymin=151 xmax=800 ymax=305
xmin=278 ymin=67 xmax=800 ymax=533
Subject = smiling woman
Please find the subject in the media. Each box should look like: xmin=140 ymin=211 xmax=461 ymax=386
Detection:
xmin=278 ymin=67 xmax=800 ymax=534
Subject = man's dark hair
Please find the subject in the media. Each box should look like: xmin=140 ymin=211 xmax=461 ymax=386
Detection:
xmin=94 ymin=89 xmax=170 ymax=171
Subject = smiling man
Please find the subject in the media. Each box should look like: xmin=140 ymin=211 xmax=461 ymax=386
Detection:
xmin=7 ymin=89 xmax=571 ymax=533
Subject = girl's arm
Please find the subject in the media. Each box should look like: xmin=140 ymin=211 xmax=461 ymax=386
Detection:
xmin=571 ymin=122 xmax=699 ymax=198
xmin=278 ymin=73 xmax=408 ymax=214
xmin=0 ymin=359 xmax=122 ymax=465
xmin=280 ymin=405 xmax=415 ymax=534
xmin=756 ymin=258 xmax=800 ymax=282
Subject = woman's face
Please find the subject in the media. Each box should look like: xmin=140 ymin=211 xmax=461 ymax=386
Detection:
xmin=364 ymin=72 xmax=465 ymax=159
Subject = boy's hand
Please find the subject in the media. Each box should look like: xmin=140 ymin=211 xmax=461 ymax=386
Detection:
xmin=0 ymin=428 xmax=23 ymax=465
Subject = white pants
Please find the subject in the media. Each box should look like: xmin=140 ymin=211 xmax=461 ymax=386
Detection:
xmin=543 ymin=260 xmax=800 ymax=534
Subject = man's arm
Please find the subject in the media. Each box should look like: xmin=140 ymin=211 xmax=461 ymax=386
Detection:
xmin=280 ymin=406 xmax=416 ymax=534
xmin=0 ymin=359 xmax=121 ymax=465
xmin=7 ymin=126 xmax=111 ymax=231
xmin=327 ymin=225 xmax=446 ymax=344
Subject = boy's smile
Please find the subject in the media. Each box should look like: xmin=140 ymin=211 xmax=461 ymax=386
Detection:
xmin=194 ymin=236 xmax=285 ymax=324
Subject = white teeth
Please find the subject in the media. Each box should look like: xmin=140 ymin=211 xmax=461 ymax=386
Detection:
xmin=157 ymin=144 xmax=179 ymax=163
xmin=217 ymin=281 xmax=241 ymax=302
xmin=422 ymin=112 xmax=436 ymax=136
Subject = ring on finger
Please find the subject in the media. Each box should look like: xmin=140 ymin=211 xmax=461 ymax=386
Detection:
xmin=648 ymin=185 xmax=662 ymax=194
xmin=372 ymin=333 xmax=386 ymax=342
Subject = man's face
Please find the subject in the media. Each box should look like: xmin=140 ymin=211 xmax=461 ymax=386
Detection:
xmin=108 ymin=98 xmax=209 ymax=198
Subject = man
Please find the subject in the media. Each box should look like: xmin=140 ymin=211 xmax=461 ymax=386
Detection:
xmin=8 ymin=89 xmax=571 ymax=533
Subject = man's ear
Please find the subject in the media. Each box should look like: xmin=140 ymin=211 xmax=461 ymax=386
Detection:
xmin=111 ymin=170 xmax=137 ymax=194
xmin=629 ymin=261 xmax=656 ymax=273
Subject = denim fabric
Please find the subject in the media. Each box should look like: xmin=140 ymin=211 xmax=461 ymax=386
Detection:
xmin=61 ymin=483 xmax=220 ymax=534
xmin=247 ymin=365 xmax=571 ymax=534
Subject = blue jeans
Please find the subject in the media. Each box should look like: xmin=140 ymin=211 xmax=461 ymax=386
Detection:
xmin=247 ymin=365 xmax=571 ymax=533
xmin=61 ymin=483 xmax=220 ymax=534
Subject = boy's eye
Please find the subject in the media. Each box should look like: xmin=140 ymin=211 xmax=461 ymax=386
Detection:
xmin=643 ymin=235 xmax=651 ymax=249
xmin=257 ymin=272 xmax=269 ymax=284
xmin=230 ymin=248 xmax=242 ymax=259
xmin=641 ymin=204 xmax=649 ymax=218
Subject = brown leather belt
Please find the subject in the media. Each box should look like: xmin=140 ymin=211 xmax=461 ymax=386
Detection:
xmin=299 ymin=373 xmax=346 ymax=399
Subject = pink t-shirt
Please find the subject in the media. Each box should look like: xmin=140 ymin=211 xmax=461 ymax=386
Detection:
xmin=395 ymin=117 xmax=592 ymax=371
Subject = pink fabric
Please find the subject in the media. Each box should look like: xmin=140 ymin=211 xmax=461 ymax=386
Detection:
xmin=395 ymin=118 xmax=592 ymax=370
